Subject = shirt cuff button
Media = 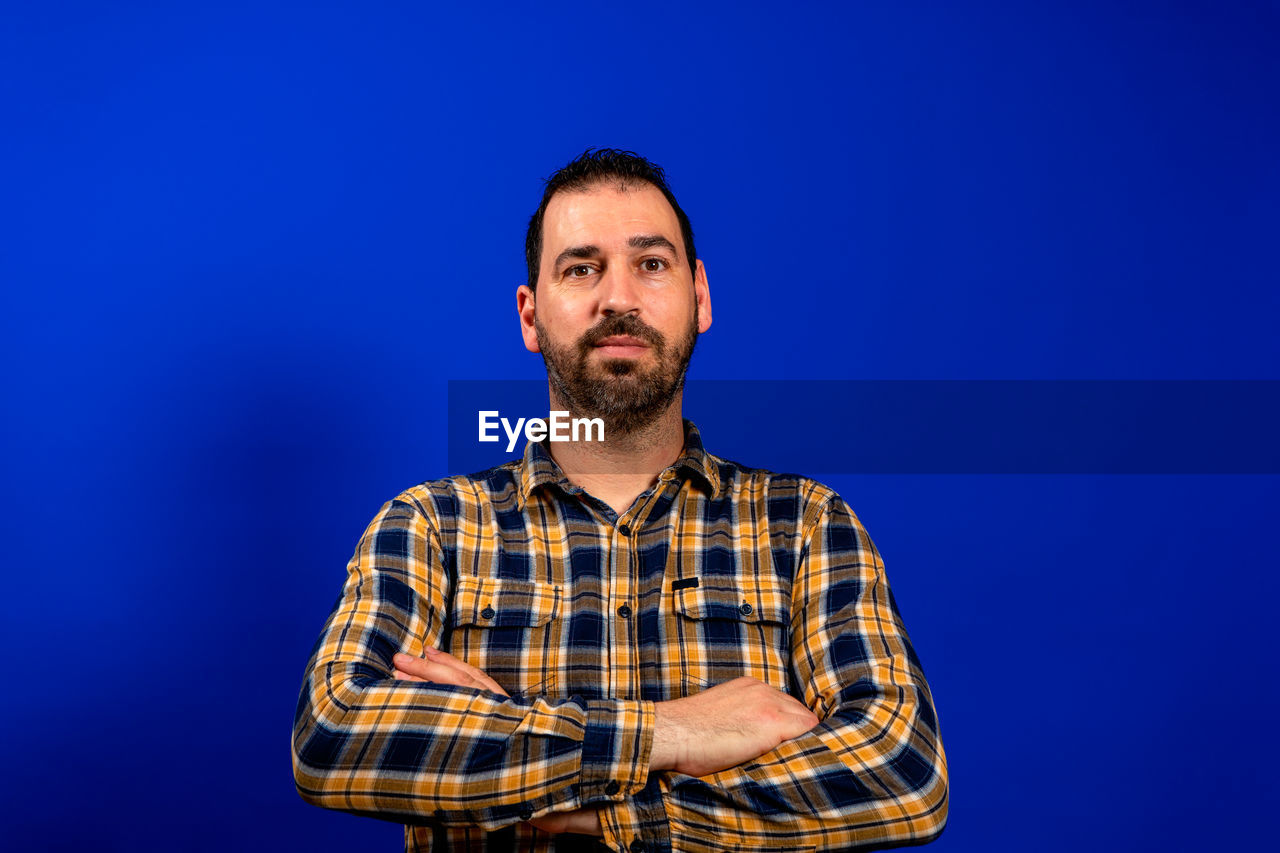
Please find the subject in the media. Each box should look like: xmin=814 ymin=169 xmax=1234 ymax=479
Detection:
xmin=604 ymin=780 xmax=620 ymax=796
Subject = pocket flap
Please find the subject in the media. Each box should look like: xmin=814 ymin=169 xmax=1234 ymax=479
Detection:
xmin=673 ymin=579 xmax=789 ymax=624
xmin=452 ymin=576 xmax=560 ymax=628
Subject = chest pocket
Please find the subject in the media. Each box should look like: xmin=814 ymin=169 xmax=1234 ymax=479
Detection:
xmin=448 ymin=576 xmax=562 ymax=699
xmin=672 ymin=578 xmax=792 ymax=697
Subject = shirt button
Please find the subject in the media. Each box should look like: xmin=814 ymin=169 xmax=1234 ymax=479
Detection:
xmin=618 ymin=524 xmax=631 ymax=536
xmin=617 ymin=604 xmax=632 ymax=619
xmin=480 ymin=606 xmax=496 ymax=619
xmin=739 ymin=602 xmax=753 ymax=615
xmin=604 ymin=780 xmax=620 ymax=796
xmin=519 ymin=806 xmax=533 ymax=821
xmin=629 ymin=840 xmax=646 ymax=853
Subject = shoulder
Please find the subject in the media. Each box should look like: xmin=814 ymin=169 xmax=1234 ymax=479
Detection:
xmin=708 ymin=452 xmax=852 ymax=523
xmin=705 ymin=455 xmax=879 ymax=577
xmin=386 ymin=460 xmax=525 ymax=528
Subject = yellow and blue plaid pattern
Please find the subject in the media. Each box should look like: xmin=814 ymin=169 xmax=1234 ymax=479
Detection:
xmin=293 ymin=421 xmax=948 ymax=851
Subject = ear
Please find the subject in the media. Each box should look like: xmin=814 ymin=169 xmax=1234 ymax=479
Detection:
xmin=694 ymin=259 xmax=712 ymax=333
xmin=517 ymin=285 xmax=540 ymax=352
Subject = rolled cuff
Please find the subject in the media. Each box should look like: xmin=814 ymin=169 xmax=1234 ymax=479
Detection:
xmin=600 ymin=796 xmax=649 ymax=853
xmin=578 ymin=699 xmax=654 ymax=803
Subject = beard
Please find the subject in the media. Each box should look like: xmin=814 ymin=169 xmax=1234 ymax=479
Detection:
xmin=535 ymin=310 xmax=699 ymax=438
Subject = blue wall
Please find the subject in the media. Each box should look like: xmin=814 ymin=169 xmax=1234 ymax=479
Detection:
xmin=3 ymin=2 xmax=1276 ymax=849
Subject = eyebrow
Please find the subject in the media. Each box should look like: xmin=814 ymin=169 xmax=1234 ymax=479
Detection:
xmin=552 ymin=245 xmax=601 ymax=271
xmin=629 ymin=234 xmax=678 ymax=255
xmin=551 ymin=235 xmax=680 ymax=272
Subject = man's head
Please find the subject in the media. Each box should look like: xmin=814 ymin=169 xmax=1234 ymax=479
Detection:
xmin=524 ymin=149 xmax=697 ymax=293
xmin=517 ymin=149 xmax=712 ymax=437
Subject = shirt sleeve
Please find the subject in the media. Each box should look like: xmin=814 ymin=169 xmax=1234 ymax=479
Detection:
xmin=292 ymin=496 xmax=655 ymax=830
xmin=607 ymin=494 xmax=949 ymax=853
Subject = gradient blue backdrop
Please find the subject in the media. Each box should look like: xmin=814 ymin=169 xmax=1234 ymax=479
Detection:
xmin=3 ymin=2 xmax=1277 ymax=850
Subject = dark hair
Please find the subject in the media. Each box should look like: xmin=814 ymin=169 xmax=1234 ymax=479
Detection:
xmin=524 ymin=148 xmax=697 ymax=291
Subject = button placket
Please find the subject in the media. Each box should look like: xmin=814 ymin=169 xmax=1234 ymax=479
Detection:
xmin=605 ymin=518 xmax=619 ymax=698
xmin=610 ymin=513 xmax=640 ymax=699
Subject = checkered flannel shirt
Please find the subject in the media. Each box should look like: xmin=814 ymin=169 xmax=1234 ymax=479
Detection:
xmin=293 ymin=420 xmax=948 ymax=852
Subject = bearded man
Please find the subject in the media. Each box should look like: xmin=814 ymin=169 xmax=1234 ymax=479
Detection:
xmin=292 ymin=150 xmax=949 ymax=852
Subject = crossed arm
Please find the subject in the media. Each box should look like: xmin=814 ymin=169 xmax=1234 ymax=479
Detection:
xmin=391 ymin=647 xmax=819 ymax=837
xmin=293 ymin=494 xmax=948 ymax=850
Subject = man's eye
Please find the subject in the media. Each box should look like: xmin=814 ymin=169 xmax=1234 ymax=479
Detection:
xmin=568 ymin=264 xmax=593 ymax=277
xmin=642 ymin=258 xmax=668 ymax=272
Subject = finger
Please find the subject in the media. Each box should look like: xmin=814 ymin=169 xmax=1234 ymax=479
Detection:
xmin=530 ymin=808 xmax=602 ymax=835
xmin=422 ymin=647 xmax=481 ymax=676
xmin=393 ymin=652 xmax=509 ymax=696
xmin=392 ymin=653 xmax=434 ymax=679
xmin=404 ymin=658 xmax=484 ymax=689
xmin=393 ymin=668 xmax=427 ymax=682
xmin=424 ymin=647 xmax=509 ymax=696
xmin=527 ymin=815 xmax=566 ymax=834
xmin=393 ymin=654 xmax=472 ymax=686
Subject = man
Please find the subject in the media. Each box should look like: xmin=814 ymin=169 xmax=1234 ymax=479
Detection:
xmin=293 ymin=149 xmax=949 ymax=852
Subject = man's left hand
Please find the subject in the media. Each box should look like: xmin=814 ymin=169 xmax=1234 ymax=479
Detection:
xmin=392 ymin=648 xmax=509 ymax=696
xmin=527 ymin=808 xmax=603 ymax=836
xmin=390 ymin=648 xmax=604 ymax=838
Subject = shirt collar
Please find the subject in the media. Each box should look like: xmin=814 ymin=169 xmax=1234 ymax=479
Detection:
xmin=517 ymin=418 xmax=721 ymax=509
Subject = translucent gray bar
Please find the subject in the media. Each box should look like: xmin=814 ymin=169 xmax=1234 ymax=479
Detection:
xmin=447 ymin=380 xmax=1280 ymax=474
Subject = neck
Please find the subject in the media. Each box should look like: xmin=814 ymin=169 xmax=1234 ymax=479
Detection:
xmin=544 ymin=394 xmax=686 ymax=516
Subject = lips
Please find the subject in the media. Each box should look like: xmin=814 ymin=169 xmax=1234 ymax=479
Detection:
xmin=593 ymin=335 xmax=649 ymax=348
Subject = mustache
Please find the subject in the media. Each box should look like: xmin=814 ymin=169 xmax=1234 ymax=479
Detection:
xmin=579 ymin=315 xmax=664 ymax=349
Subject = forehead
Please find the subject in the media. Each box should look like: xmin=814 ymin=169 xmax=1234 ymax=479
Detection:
xmin=542 ymin=182 xmax=683 ymax=260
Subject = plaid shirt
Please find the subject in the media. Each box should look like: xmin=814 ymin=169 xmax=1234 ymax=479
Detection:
xmin=293 ymin=421 xmax=948 ymax=852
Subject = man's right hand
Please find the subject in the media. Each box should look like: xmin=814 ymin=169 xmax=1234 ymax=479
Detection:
xmin=651 ymin=677 xmax=820 ymax=778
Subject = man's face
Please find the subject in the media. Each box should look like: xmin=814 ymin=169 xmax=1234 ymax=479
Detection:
xmin=517 ymin=181 xmax=712 ymax=437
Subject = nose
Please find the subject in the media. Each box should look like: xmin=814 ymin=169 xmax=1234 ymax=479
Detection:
xmin=597 ymin=262 xmax=643 ymax=316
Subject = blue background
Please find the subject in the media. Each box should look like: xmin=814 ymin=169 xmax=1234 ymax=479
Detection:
xmin=3 ymin=1 xmax=1277 ymax=850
